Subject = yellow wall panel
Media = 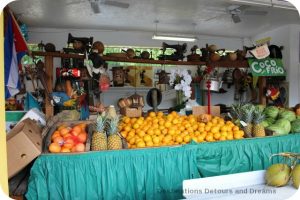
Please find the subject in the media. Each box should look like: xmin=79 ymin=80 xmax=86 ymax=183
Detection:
xmin=0 ymin=11 xmax=9 ymax=194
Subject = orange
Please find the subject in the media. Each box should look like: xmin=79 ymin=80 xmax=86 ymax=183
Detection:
xmin=157 ymin=111 xmax=164 ymax=117
xmin=213 ymin=132 xmax=221 ymax=140
xmin=163 ymin=135 xmax=172 ymax=143
xmin=63 ymin=138 xmax=75 ymax=149
xmin=78 ymin=132 xmax=87 ymax=143
xmin=197 ymin=135 xmax=204 ymax=143
xmin=60 ymin=127 xmax=70 ymax=136
xmin=131 ymin=118 xmax=137 ymax=123
xmin=51 ymin=131 xmax=61 ymax=141
xmin=133 ymin=123 xmax=140 ymax=129
xmin=168 ymin=129 xmax=175 ymax=136
xmin=128 ymin=130 xmax=135 ymax=137
xmin=146 ymin=141 xmax=154 ymax=147
xmin=154 ymin=129 xmax=161 ymax=136
xmin=147 ymin=129 xmax=154 ymax=136
xmin=53 ymin=136 xmax=64 ymax=146
xmin=172 ymin=118 xmax=179 ymax=125
xmin=221 ymin=126 xmax=227 ymax=132
xmin=123 ymin=117 xmax=131 ymax=124
xmin=75 ymin=143 xmax=85 ymax=152
xmin=219 ymin=136 xmax=227 ymax=141
xmin=137 ymin=130 xmax=146 ymax=138
xmin=149 ymin=112 xmax=156 ymax=118
xmin=183 ymin=135 xmax=191 ymax=143
xmin=153 ymin=136 xmax=160 ymax=144
xmin=205 ymin=126 xmax=211 ymax=132
xmin=61 ymin=147 xmax=71 ymax=153
xmin=170 ymin=111 xmax=178 ymax=116
xmin=239 ymin=130 xmax=245 ymax=137
xmin=194 ymin=131 xmax=200 ymax=136
xmin=129 ymin=137 xmax=136 ymax=145
xmin=162 ymin=129 xmax=168 ymax=135
xmin=124 ymin=125 xmax=131 ymax=132
xmin=70 ymin=129 xmax=80 ymax=136
xmin=211 ymin=127 xmax=219 ymax=134
xmin=232 ymin=126 xmax=239 ymax=131
xmin=49 ymin=143 xmax=61 ymax=153
xmin=205 ymin=135 xmax=214 ymax=142
xmin=73 ymin=125 xmax=83 ymax=133
xmin=164 ymin=121 xmax=172 ymax=128
xmin=211 ymin=118 xmax=218 ymax=124
xmin=227 ymin=134 xmax=234 ymax=140
xmin=143 ymin=135 xmax=152 ymax=142
xmin=135 ymin=119 xmax=143 ymax=125
xmin=175 ymin=135 xmax=183 ymax=143
xmin=136 ymin=141 xmax=146 ymax=148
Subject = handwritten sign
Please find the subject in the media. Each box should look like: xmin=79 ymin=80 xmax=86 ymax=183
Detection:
xmin=248 ymin=58 xmax=286 ymax=76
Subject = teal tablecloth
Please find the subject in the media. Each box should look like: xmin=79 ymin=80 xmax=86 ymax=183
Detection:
xmin=26 ymin=134 xmax=300 ymax=200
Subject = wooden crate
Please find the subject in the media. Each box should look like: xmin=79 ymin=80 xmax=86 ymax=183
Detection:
xmin=192 ymin=106 xmax=220 ymax=116
xmin=120 ymin=107 xmax=142 ymax=118
xmin=43 ymin=120 xmax=93 ymax=153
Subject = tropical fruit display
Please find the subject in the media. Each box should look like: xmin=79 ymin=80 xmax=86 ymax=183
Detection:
xmin=91 ymin=113 xmax=108 ymax=151
xmin=118 ymin=111 xmax=244 ymax=149
xmin=48 ymin=122 xmax=88 ymax=153
xmin=230 ymin=103 xmax=300 ymax=137
xmin=91 ymin=112 xmax=123 ymax=151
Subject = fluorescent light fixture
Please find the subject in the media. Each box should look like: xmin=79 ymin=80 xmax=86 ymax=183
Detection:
xmin=152 ymin=34 xmax=197 ymax=42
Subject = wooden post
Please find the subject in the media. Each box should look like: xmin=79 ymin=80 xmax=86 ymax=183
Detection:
xmin=44 ymin=55 xmax=53 ymax=118
xmin=259 ymin=77 xmax=267 ymax=105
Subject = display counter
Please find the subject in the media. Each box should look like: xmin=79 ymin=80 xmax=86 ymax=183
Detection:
xmin=26 ymin=134 xmax=300 ymax=200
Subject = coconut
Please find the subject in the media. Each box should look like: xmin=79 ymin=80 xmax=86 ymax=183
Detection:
xmin=292 ymin=164 xmax=300 ymax=189
xmin=265 ymin=163 xmax=291 ymax=187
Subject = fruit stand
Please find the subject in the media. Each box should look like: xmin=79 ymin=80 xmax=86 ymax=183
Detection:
xmin=3 ymin=2 xmax=300 ymax=199
xmin=25 ymin=134 xmax=300 ymax=200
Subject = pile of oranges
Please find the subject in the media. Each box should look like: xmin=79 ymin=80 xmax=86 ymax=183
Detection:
xmin=48 ymin=123 xmax=88 ymax=153
xmin=118 ymin=111 xmax=244 ymax=149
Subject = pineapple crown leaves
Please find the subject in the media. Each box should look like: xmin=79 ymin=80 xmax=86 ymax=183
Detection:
xmin=230 ymin=103 xmax=244 ymax=119
xmin=96 ymin=112 xmax=108 ymax=132
xmin=240 ymin=104 xmax=255 ymax=123
xmin=253 ymin=107 xmax=265 ymax=124
xmin=108 ymin=115 xmax=120 ymax=136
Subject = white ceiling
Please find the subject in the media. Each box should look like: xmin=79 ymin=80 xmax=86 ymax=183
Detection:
xmin=9 ymin=0 xmax=300 ymax=38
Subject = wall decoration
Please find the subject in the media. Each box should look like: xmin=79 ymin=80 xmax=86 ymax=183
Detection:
xmin=126 ymin=66 xmax=153 ymax=87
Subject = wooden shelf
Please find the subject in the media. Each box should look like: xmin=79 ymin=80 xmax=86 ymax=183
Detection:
xmin=32 ymin=51 xmax=85 ymax=59
xmin=32 ymin=51 xmax=249 ymax=68
xmin=102 ymin=56 xmax=206 ymax=66
xmin=209 ymin=60 xmax=249 ymax=68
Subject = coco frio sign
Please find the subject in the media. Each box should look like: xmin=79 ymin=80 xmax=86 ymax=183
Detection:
xmin=248 ymin=58 xmax=286 ymax=76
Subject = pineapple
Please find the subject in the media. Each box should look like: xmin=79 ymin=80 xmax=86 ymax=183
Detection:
xmin=240 ymin=104 xmax=255 ymax=138
xmin=91 ymin=113 xmax=108 ymax=151
xmin=107 ymin=115 xmax=122 ymax=150
xmin=253 ymin=108 xmax=266 ymax=137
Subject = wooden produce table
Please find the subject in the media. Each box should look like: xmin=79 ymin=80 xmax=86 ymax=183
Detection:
xmin=26 ymin=134 xmax=300 ymax=200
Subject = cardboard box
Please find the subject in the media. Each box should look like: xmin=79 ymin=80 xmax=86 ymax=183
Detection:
xmin=192 ymin=106 xmax=221 ymax=116
xmin=120 ymin=107 xmax=142 ymax=118
xmin=6 ymin=119 xmax=42 ymax=178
